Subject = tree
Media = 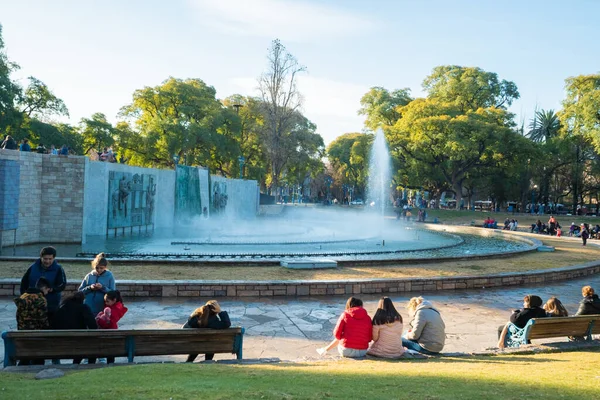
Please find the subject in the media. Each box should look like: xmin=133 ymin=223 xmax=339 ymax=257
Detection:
xmin=527 ymin=109 xmax=559 ymax=143
xmin=81 ymin=113 xmax=115 ymax=153
xmin=0 ymin=24 xmax=22 ymax=134
xmin=559 ymin=74 xmax=600 ymax=213
xmin=423 ymin=66 xmax=520 ymax=112
xmin=327 ymin=132 xmax=372 ymax=197
xmin=19 ymin=77 xmax=69 ymax=119
xmin=119 ymin=77 xmax=226 ymax=168
xmin=389 ymin=98 xmax=520 ymax=208
xmin=258 ymin=39 xmax=306 ymax=194
xmin=358 ymin=87 xmax=412 ymax=130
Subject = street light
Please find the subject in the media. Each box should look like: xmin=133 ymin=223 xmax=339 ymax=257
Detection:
xmin=237 ymin=155 xmax=245 ymax=179
xmin=531 ymin=184 xmax=538 ymax=214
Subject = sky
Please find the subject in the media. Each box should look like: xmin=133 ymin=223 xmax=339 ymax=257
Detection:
xmin=1 ymin=0 xmax=599 ymax=145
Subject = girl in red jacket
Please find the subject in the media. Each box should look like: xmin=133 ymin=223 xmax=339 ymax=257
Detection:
xmin=95 ymin=290 xmax=128 ymax=364
xmin=317 ymin=297 xmax=372 ymax=358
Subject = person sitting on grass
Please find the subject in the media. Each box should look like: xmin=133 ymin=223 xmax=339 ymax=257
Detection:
xmin=183 ymin=300 xmax=231 ymax=362
xmin=317 ymin=297 xmax=372 ymax=358
xmin=367 ymin=297 xmax=405 ymax=359
xmin=402 ymin=296 xmax=445 ymax=355
xmin=575 ymin=286 xmax=600 ymax=315
xmin=497 ymin=294 xmax=546 ymax=349
xmin=543 ymin=297 xmax=569 ymax=317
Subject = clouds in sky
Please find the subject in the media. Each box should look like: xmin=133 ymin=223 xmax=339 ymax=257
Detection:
xmin=188 ymin=0 xmax=376 ymax=42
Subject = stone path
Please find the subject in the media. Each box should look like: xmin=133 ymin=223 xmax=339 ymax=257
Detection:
xmin=1 ymin=273 xmax=599 ymax=364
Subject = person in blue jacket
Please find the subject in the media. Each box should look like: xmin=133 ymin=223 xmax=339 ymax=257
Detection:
xmin=78 ymin=252 xmax=116 ymax=315
xmin=20 ymin=246 xmax=66 ymax=318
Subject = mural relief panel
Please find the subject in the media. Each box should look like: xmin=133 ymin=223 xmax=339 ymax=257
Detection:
xmin=107 ymin=171 xmax=156 ymax=232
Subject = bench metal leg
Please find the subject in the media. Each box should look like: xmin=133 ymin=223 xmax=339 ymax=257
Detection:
xmin=126 ymin=336 xmax=135 ymax=363
xmin=235 ymin=328 xmax=244 ymax=360
xmin=585 ymin=321 xmax=595 ymax=341
xmin=2 ymin=331 xmax=16 ymax=367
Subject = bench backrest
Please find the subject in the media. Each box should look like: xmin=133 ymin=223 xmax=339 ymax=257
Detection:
xmin=2 ymin=328 xmax=244 ymax=367
xmin=527 ymin=315 xmax=600 ymax=339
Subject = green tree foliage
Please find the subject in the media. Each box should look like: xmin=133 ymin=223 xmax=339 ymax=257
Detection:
xmin=560 ymin=74 xmax=600 ymax=150
xmin=423 ymin=65 xmax=520 ymax=112
xmin=119 ymin=77 xmax=226 ymax=168
xmin=28 ymin=120 xmax=83 ymax=153
xmin=358 ymin=87 xmax=412 ymax=130
xmin=20 ymin=77 xmax=69 ymax=119
xmin=81 ymin=112 xmax=116 ymax=152
xmin=0 ymin=24 xmax=22 ymax=135
xmin=527 ymin=109 xmax=560 ymax=143
xmin=327 ymin=132 xmax=372 ymax=196
xmin=281 ymin=113 xmax=325 ymax=187
xmin=390 ymin=98 xmax=521 ymax=207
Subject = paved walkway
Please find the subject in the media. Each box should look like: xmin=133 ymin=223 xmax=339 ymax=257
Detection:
xmin=1 ymin=273 xmax=599 ymax=364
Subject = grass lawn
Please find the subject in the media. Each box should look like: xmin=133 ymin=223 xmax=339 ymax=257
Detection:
xmin=0 ymin=350 xmax=599 ymax=399
xmin=0 ymin=233 xmax=599 ymax=281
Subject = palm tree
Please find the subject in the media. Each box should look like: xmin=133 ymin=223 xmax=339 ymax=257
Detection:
xmin=527 ymin=109 xmax=560 ymax=143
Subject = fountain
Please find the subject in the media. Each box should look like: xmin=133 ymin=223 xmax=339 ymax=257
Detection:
xmin=366 ymin=128 xmax=392 ymax=220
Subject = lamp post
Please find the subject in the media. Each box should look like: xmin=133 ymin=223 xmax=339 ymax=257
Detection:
xmin=531 ymin=184 xmax=538 ymax=214
xmin=237 ymin=155 xmax=245 ymax=179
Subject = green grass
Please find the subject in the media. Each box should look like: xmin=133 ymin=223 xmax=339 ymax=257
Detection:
xmin=1 ymin=350 xmax=599 ymax=399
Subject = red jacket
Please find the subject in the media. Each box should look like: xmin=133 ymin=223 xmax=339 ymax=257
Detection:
xmin=97 ymin=301 xmax=128 ymax=329
xmin=333 ymin=306 xmax=372 ymax=350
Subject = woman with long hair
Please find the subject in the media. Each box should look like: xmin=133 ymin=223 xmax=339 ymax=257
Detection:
xmin=183 ymin=300 xmax=231 ymax=362
xmin=78 ymin=253 xmax=116 ymax=315
xmin=543 ymin=297 xmax=569 ymax=317
xmin=316 ymin=297 xmax=372 ymax=358
xmin=367 ymin=297 xmax=405 ymax=358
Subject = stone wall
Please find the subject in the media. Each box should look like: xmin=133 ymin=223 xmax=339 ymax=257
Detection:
xmin=1 ymin=260 xmax=599 ymax=298
xmin=0 ymin=150 xmax=85 ymax=248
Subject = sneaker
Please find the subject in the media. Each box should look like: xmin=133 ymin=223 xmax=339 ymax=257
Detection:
xmin=316 ymin=348 xmax=327 ymax=356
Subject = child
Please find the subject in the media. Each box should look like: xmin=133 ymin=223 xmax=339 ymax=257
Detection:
xmin=14 ymin=277 xmax=51 ymax=365
xmin=556 ymin=226 xmax=562 ymax=237
xmin=96 ymin=290 xmax=128 ymax=364
xmin=96 ymin=290 xmax=127 ymax=330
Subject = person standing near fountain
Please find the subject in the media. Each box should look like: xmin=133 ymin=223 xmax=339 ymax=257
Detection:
xmin=78 ymin=253 xmax=116 ymax=315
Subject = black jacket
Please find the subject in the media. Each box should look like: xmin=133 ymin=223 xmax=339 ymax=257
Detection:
xmin=510 ymin=307 xmax=547 ymax=328
xmin=576 ymin=294 xmax=600 ymax=316
xmin=51 ymin=300 xmax=98 ymax=330
xmin=1 ymin=137 xmax=17 ymax=150
xmin=183 ymin=311 xmax=231 ymax=329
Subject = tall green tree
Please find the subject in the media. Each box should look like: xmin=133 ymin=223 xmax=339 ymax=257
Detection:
xmin=358 ymin=87 xmax=412 ymax=130
xmin=81 ymin=112 xmax=115 ymax=152
xmin=423 ymin=65 xmax=520 ymax=112
xmin=19 ymin=77 xmax=69 ymax=119
xmin=119 ymin=77 xmax=225 ymax=168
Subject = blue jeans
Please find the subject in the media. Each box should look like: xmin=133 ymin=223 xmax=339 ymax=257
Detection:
xmin=401 ymin=338 xmax=438 ymax=356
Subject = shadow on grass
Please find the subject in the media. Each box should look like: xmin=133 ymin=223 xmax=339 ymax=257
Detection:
xmin=0 ymin=351 xmax=598 ymax=400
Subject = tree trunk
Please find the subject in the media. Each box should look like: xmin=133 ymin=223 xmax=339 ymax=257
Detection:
xmin=453 ymin=182 xmax=463 ymax=210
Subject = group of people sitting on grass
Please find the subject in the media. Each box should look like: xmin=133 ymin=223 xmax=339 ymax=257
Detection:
xmin=497 ymin=285 xmax=600 ymax=349
xmin=316 ymin=296 xmax=446 ymax=358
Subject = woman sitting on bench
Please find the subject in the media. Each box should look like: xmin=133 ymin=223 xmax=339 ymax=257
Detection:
xmin=543 ymin=297 xmax=568 ymax=317
xmin=183 ymin=300 xmax=231 ymax=362
xmin=498 ymin=294 xmax=546 ymax=349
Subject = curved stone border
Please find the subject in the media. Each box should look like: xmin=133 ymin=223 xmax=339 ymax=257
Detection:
xmin=1 ymin=258 xmax=599 ymax=298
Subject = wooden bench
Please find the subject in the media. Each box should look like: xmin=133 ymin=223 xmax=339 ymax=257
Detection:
xmin=503 ymin=315 xmax=600 ymax=348
xmin=2 ymin=328 xmax=244 ymax=367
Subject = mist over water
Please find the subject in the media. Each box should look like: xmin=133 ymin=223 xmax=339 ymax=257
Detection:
xmin=366 ymin=128 xmax=392 ymax=226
